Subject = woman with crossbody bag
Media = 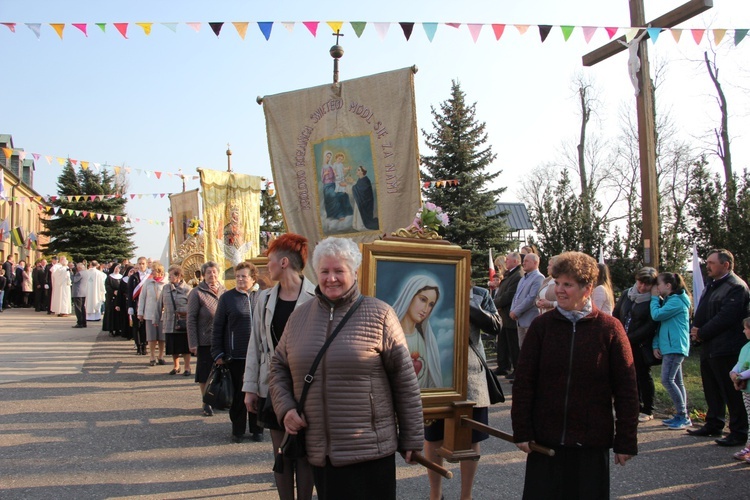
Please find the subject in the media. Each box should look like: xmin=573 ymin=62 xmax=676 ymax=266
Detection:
xmin=157 ymin=265 xmax=193 ymax=375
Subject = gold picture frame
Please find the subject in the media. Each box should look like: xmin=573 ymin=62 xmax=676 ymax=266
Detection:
xmin=248 ymin=256 xmax=277 ymax=290
xmin=360 ymin=239 xmax=471 ymax=418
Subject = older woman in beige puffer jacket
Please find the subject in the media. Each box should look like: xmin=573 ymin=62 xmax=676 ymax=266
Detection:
xmin=270 ymin=237 xmax=423 ymax=500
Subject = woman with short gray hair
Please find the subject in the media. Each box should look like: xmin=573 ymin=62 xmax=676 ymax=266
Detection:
xmin=186 ymin=261 xmax=226 ymax=416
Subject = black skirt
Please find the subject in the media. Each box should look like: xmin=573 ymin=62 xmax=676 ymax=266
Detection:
xmin=165 ymin=331 xmax=191 ymax=355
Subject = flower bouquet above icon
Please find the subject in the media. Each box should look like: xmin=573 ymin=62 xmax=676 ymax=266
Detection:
xmin=187 ymin=217 xmax=204 ymax=237
xmin=392 ymin=202 xmax=449 ymax=240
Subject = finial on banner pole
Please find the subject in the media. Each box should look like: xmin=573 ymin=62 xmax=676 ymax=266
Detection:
xmin=226 ymin=143 xmax=232 ymax=172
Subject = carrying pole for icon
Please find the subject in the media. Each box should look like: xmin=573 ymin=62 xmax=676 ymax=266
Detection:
xmin=412 ymin=452 xmax=453 ymax=479
xmin=461 ymin=417 xmax=555 ymax=457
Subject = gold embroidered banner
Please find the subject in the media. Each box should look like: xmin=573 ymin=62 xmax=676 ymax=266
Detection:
xmin=262 ymin=67 xmax=422 ymax=248
xmin=199 ymin=168 xmax=262 ymax=284
xmin=169 ymin=188 xmax=200 ymax=249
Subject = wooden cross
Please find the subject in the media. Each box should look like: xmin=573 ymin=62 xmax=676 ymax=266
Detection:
xmin=583 ymin=0 xmax=712 ymax=269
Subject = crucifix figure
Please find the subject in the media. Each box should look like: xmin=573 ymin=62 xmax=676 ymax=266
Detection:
xmin=617 ymin=28 xmax=649 ymax=96
xmin=583 ymin=0 xmax=712 ymax=270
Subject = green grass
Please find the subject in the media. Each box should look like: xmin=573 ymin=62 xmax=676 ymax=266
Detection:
xmin=651 ymin=349 xmax=707 ymax=422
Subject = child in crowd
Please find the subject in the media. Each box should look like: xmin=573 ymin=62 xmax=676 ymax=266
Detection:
xmin=651 ymin=272 xmax=692 ymax=430
xmin=730 ymin=317 xmax=750 ymax=463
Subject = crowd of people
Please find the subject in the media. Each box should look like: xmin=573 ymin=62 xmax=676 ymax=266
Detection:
xmin=4 ymin=241 xmax=750 ymax=499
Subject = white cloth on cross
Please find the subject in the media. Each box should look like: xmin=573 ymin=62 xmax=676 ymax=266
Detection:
xmin=85 ymin=268 xmax=106 ymax=321
xmin=51 ymin=264 xmax=72 ymax=315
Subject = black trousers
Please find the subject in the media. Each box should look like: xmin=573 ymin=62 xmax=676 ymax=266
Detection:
xmin=34 ymin=288 xmax=46 ymax=311
xmin=701 ymin=354 xmax=749 ymax=436
xmin=312 ymin=454 xmax=396 ymax=500
xmin=497 ymin=326 xmax=519 ymax=372
xmin=227 ymin=359 xmax=261 ymax=437
xmin=632 ymin=344 xmax=655 ymax=415
xmin=132 ymin=315 xmax=146 ymax=347
xmin=73 ymin=297 xmax=87 ymax=326
xmin=523 ymin=446 xmax=609 ymax=500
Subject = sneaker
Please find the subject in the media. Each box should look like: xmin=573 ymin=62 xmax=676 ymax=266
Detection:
xmin=732 ymin=447 xmax=750 ymax=460
xmin=667 ymin=415 xmax=692 ymax=430
xmin=638 ymin=413 xmax=653 ymax=422
xmin=662 ymin=415 xmax=678 ymax=426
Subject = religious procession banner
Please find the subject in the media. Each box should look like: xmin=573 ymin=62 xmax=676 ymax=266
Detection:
xmin=169 ymin=188 xmax=200 ymax=249
xmin=199 ymin=168 xmax=262 ymax=284
xmin=262 ymin=66 xmax=422 ymax=248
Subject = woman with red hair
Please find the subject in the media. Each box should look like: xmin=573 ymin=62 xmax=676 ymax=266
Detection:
xmin=243 ymin=233 xmax=316 ymax=500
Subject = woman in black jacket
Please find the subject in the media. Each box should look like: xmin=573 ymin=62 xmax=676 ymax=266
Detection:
xmin=613 ymin=267 xmax=659 ymax=422
xmin=212 ymin=261 xmax=263 ymax=443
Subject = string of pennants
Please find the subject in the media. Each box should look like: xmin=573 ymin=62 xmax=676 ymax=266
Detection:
xmin=423 ymin=179 xmax=458 ymax=188
xmin=1 ymin=147 xmax=199 ymax=182
xmin=0 ymin=21 xmax=747 ymax=46
xmin=43 ymin=205 xmax=167 ymax=226
xmin=7 ymin=193 xmax=173 ymax=204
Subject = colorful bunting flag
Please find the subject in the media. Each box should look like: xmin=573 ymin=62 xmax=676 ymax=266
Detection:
xmin=350 ymin=21 xmax=366 ymax=38
xmin=303 ymin=21 xmax=318 ymax=36
xmin=96 ymin=23 xmax=106 ymax=33
xmin=691 ymin=29 xmax=705 ymax=44
xmin=327 ymin=21 xmax=343 ymax=33
xmin=515 ymin=24 xmax=529 ymax=35
xmin=560 ymin=25 xmax=574 ymax=41
xmin=26 ymin=23 xmax=41 ymax=39
xmin=186 ymin=22 xmax=201 ymax=32
xmin=114 ymin=23 xmax=128 ymax=38
xmin=539 ymin=25 xmax=552 ymax=42
xmin=50 ymin=23 xmax=65 ymax=39
xmin=736 ymin=29 xmax=748 ymax=45
xmin=258 ymin=22 xmax=273 ymax=40
xmin=209 ymin=22 xmax=223 ymax=37
xmin=647 ymin=27 xmax=661 ymax=43
xmin=423 ymin=22 xmax=438 ymax=42
xmin=162 ymin=23 xmax=178 ymax=33
xmin=671 ymin=29 xmax=682 ymax=43
xmin=72 ymin=23 xmax=88 ymax=36
xmin=136 ymin=22 xmax=153 ymax=36
xmin=374 ymin=22 xmax=390 ymax=40
xmin=582 ymin=26 xmax=596 ymax=43
xmin=400 ymin=22 xmax=414 ymax=41
xmin=232 ymin=21 xmax=248 ymax=39
xmin=2 ymin=23 xmax=16 ymax=33
xmin=491 ymin=24 xmax=505 ymax=41
xmin=605 ymin=27 xmax=618 ymax=39
xmin=468 ymin=23 xmax=483 ymax=43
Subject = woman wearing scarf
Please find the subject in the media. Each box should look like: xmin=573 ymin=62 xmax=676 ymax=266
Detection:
xmin=137 ymin=261 xmax=167 ymax=366
xmin=613 ymin=267 xmax=659 ymax=422
xmin=156 ymin=265 xmax=193 ymax=375
xmin=512 ymin=252 xmax=638 ymax=498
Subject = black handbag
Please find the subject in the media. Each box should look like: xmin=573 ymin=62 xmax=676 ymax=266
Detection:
xmin=273 ymin=295 xmax=364 ymax=474
xmin=470 ymin=342 xmax=505 ymax=404
xmin=641 ymin=341 xmax=662 ymax=367
xmin=169 ymin=288 xmax=187 ymax=332
xmin=203 ymin=363 xmax=233 ymax=410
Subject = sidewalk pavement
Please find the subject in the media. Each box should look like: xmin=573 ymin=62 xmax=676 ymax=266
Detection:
xmin=1 ymin=307 xmax=748 ymax=499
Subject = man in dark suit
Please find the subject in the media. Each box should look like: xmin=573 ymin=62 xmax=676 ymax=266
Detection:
xmin=687 ymin=249 xmax=750 ymax=447
xmin=128 ymin=256 xmax=150 ymax=355
xmin=32 ymin=259 xmax=47 ymax=311
xmin=493 ymin=252 xmax=523 ymax=378
xmin=44 ymin=257 xmax=57 ymax=314
xmin=2 ymin=256 xmax=13 ymax=310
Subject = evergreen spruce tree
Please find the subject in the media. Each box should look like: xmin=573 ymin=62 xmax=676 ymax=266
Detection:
xmin=421 ymin=81 xmax=511 ymax=281
xmin=41 ymin=160 xmax=136 ymax=262
xmin=260 ymin=183 xmax=286 ymax=233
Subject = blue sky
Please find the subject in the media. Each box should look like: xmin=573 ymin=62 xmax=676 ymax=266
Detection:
xmin=2 ymin=1 xmax=748 ymax=259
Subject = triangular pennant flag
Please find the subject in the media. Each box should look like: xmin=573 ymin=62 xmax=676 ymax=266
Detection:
xmin=515 ymin=24 xmax=529 ymax=35
xmin=2 ymin=23 xmax=16 ymax=33
xmin=691 ymin=29 xmax=705 ymax=44
xmin=326 ymin=21 xmax=343 ymax=33
xmin=258 ymin=22 xmax=273 ymax=40
xmin=399 ymin=22 xmax=414 ymax=41
xmin=26 ymin=23 xmax=41 ymax=39
xmin=491 ymin=24 xmax=505 ymax=40
xmin=89 ymin=213 xmax=96 ymax=219
xmin=145 ymin=171 xmax=152 ymax=178
xmin=167 ymin=172 xmax=173 ymax=178
xmin=18 ymin=151 xmax=26 ymax=161
xmin=539 ymin=25 xmax=552 ymax=42
xmin=96 ymin=23 xmax=106 ymax=33
xmin=712 ymin=29 xmax=726 ymax=45
xmin=57 ymin=157 xmax=65 ymax=166
xmin=50 ymin=23 xmax=65 ymax=40
xmin=282 ymin=22 xmax=295 ymax=33
xmin=152 ymin=193 xmax=158 ymax=199
xmin=350 ymin=22 xmax=366 ymax=38
xmin=647 ymin=27 xmax=661 ymax=43
xmin=374 ymin=22 xmax=390 ymax=40
xmin=93 ymin=162 xmax=101 ymax=171
xmin=114 ymin=166 xmax=121 ymax=175
xmin=81 ymin=211 xmax=88 ymax=217
xmin=89 ymin=195 xmax=96 ymax=201
xmin=160 ymin=193 xmax=166 ymax=198
xmin=81 ymin=161 xmax=89 ymax=170
xmin=232 ymin=22 xmax=249 ymax=39
xmin=560 ymin=25 xmax=574 ymax=41
xmin=209 ymin=22 xmax=224 ymax=37
xmin=186 ymin=22 xmax=201 ymax=32
xmin=303 ymin=22 xmax=318 ymax=36
xmin=582 ymin=26 xmax=596 ymax=43
xmin=467 ymin=23 xmax=483 ymax=43
xmin=735 ymin=29 xmax=749 ymax=46
xmin=422 ymin=22 xmax=438 ymax=42
xmin=625 ymin=27 xmax=639 ymax=42
xmin=154 ymin=171 xmax=162 ymax=179
xmin=671 ymin=29 xmax=682 ymax=43
xmin=114 ymin=23 xmax=128 ymax=39
xmin=124 ymin=167 xmax=131 ymax=173
xmin=32 ymin=153 xmax=40 ymax=161
xmin=446 ymin=23 xmax=461 ymax=29
xmin=130 ymin=194 xmax=136 ymax=200
xmin=161 ymin=23 xmax=178 ymax=33
xmin=70 ymin=159 xmax=78 ymax=165
xmin=605 ymin=27 xmax=618 ymax=39
xmin=1 ymin=148 xmax=11 ymax=159
xmin=72 ymin=23 xmax=87 ymax=36
xmin=136 ymin=22 xmax=153 ymax=36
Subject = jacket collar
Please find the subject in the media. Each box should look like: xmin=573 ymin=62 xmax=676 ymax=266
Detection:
xmin=315 ymin=282 xmax=361 ymax=310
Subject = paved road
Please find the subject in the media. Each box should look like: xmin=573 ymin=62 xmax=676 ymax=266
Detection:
xmin=1 ymin=307 xmax=748 ymax=499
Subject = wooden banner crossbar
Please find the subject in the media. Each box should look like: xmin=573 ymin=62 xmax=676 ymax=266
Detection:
xmin=461 ymin=417 xmax=555 ymax=457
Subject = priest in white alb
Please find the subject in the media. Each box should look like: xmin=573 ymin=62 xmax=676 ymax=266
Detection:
xmin=85 ymin=260 xmax=107 ymax=322
xmin=51 ymin=257 xmax=72 ymax=316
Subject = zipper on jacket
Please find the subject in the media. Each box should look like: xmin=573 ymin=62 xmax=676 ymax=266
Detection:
xmin=323 ymin=304 xmax=335 ymax=457
xmin=560 ymin=321 xmax=577 ymax=445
